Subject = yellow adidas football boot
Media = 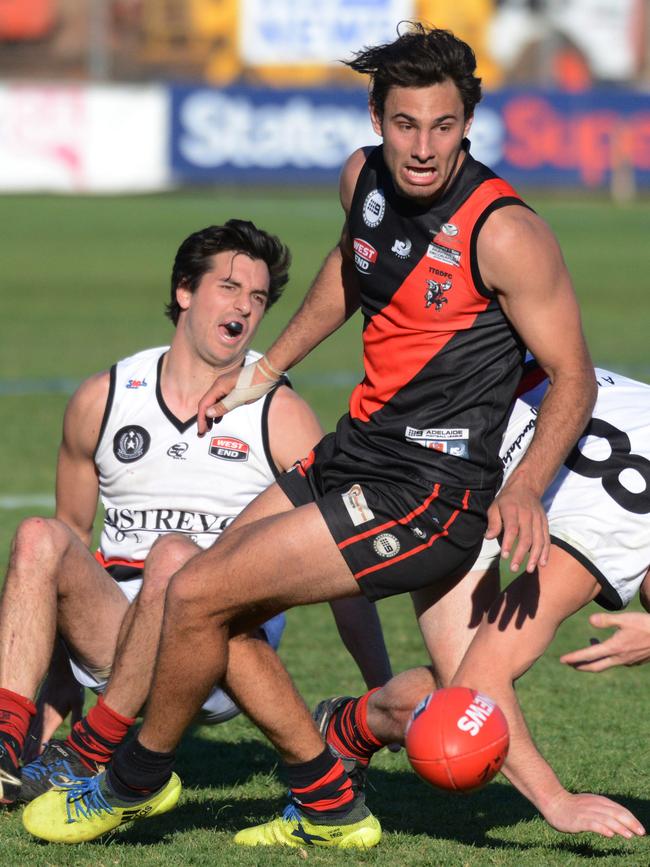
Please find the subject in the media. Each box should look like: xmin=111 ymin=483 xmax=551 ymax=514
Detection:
xmin=22 ymin=770 xmax=181 ymax=843
xmin=234 ymin=801 xmax=382 ymax=849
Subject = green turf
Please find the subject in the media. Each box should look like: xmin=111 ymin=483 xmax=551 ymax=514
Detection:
xmin=1 ymin=190 xmax=649 ymax=864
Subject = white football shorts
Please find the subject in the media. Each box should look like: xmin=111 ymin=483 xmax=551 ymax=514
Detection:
xmin=472 ymin=368 xmax=650 ymax=609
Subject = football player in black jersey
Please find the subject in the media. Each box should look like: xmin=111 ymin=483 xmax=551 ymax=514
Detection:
xmin=23 ymin=25 xmax=598 ymax=849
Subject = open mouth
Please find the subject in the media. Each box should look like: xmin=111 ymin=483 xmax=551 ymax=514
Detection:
xmin=221 ymin=320 xmax=244 ymax=339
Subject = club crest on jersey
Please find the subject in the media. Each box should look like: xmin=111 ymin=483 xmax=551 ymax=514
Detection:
xmin=353 ymin=238 xmax=378 ymax=274
xmin=424 ymin=279 xmax=452 ymax=311
xmin=441 ymin=223 xmax=459 ymax=237
xmin=167 ymin=442 xmax=188 ymax=460
xmin=126 ymin=377 xmax=148 ymax=389
xmin=391 ymin=238 xmax=412 ymax=259
xmin=113 ymin=425 xmax=151 ymax=463
xmin=426 ymin=241 xmax=460 ymax=267
xmin=362 ymin=189 xmax=385 ymax=228
xmin=209 ymin=436 xmax=249 ymax=462
xmin=372 ymin=532 xmax=400 ymax=559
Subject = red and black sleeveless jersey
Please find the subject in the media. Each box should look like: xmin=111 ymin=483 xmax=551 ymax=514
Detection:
xmin=334 ymin=142 xmax=529 ymax=490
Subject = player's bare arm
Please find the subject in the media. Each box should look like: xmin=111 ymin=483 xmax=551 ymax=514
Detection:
xmin=478 ymin=206 xmax=597 ymax=572
xmin=453 ymin=552 xmax=645 ymax=838
xmin=197 ymin=150 xmax=367 ymax=433
xmin=55 ymin=371 xmax=110 ymax=545
xmin=266 ymin=385 xmax=324 ymax=472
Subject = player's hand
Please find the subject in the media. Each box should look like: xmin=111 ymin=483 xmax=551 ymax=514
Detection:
xmin=23 ymin=664 xmax=85 ymax=763
xmin=559 ymin=611 xmax=650 ymax=672
xmin=542 ymin=791 xmax=645 ymax=838
xmin=484 ymin=478 xmax=550 ymax=573
xmin=197 ymin=358 xmax=283 ymax=436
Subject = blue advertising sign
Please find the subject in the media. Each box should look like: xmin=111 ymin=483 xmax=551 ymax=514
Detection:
xmin=170 ymin=85 xmax=650 ymax=188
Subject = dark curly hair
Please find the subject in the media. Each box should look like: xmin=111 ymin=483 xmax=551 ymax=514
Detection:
xmin=166 ymin=219 xmax=291 ymax=325
xmin=344 ymin=23 xmax=482 ymax=121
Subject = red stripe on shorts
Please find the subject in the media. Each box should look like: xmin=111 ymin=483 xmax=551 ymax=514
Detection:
xmin=352 ymin=490 xmax=470 ymax=580
xmin=338 ymin=484 xmax=441 ymax=550
xmin=94 ymin=550 xmax=145 ymax=570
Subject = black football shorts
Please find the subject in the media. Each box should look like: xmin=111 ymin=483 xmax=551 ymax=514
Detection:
xmin=277 ymin=433 xmax=492 ymax=602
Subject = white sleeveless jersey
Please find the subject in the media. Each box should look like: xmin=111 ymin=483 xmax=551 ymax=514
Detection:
xmin=94 ymin=346 xmax=280 ymax=564
xmin=474 ymin=366 xmax=650 ymax=609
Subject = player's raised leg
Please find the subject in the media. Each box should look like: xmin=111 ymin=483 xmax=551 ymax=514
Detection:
xmin=0 ymin=517 xmax=129 ymax=804
xmin=22 ymin=501 xmax=381 ymax=848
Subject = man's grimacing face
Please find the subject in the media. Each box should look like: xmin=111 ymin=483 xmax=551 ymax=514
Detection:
xmin=371 ymin=79 xmax=473 ymax=204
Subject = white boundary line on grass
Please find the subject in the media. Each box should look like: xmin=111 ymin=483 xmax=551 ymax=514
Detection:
xmin=0 ymin=495 xmax=54 ymax=510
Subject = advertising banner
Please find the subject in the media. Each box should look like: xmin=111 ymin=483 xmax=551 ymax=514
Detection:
xmin=0 ymin=84 xmax=168 ymax=193
xmin=240 ymin=0 xmax=415 ymax=65
xmin=171 ymin=85 xmax=650 ymax=189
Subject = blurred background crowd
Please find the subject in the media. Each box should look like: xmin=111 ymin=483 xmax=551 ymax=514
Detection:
xmin=1 ymin=0 xmax=649 ymax=89
xmin=0 ymin=0 xmax=648 ymax=194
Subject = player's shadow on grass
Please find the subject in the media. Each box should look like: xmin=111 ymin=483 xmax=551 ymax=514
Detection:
xmin=173 ymin=732 xmax=280 ymax=788
xmin=102 ymin=762 xmax=650 ymax=857
xmin=368 ymin=767 xmax=650 ymax=858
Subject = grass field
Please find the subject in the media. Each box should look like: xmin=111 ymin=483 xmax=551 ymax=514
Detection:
xmin=1 ymin=190 xmax=650 ymax=865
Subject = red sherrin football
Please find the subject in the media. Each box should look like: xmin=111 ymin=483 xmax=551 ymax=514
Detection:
xmin=405 ymin=687 xmax=509 ymax=792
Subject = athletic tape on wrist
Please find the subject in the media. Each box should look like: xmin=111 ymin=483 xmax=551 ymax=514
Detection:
xmin=220 ymin=361 xmax=277 ymax=412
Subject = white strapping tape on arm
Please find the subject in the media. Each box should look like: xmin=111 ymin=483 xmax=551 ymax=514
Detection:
xmin=220 ymin=361 xmax=278 ymax=412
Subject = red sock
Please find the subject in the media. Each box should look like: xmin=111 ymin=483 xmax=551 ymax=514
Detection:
xmin=286 ymin=748 xmax=355 ymax=818
xmin=0 ymin=687 xmax=36 ymax=756
xmin=66 ymin=695 xmax=135 ymax=769
xmin=326 ymin=689 xmax=383 ymax=766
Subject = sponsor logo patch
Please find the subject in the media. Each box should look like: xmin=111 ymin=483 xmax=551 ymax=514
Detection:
xmin=405 ymin=426 xmax=470 ymax=459
xmin=362 ymin=188 xmax=385 ymax=228
xmin=391 ymin=238 xmax=412 ymax=259
xmin=167 ymin=442 xmax=189 ymax=460
xmin=426 ymin=241 xmax=460 ymax=267
xmin=353 ymin=238 xmax=378 ymax=274
xmin=209 ymin=436 xmax=249 ymax=461
xmin=113 ymin=425 xmax=151 ymax=463
xmin=441 ymin=223 xmax=459 ymax=237
xmin=126 ymin=377 xmax=148 ymax=389
xmin=424 ymin=279 xmax=452 ymax=311
xmin=341 ymin=484 xmax=375 ymax=526
xmin=372 ymin=532 xmax=400 ymax=559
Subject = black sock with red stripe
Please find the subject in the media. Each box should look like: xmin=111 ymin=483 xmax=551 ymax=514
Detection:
xmin=0 ymin=687 xmax=36 ymax=761
xmin=106 ymin=736 xmax=175 ymax=802
xmin=326 ymin=690 xmax=383 ymax=766
xmin=66 ymin=695 xmax=136 ymax=770
xmin=285 ymin=747 xmax=356 ymax=820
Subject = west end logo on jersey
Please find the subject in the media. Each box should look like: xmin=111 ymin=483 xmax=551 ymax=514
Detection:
xmin=391 ymin=238 xmax=412 ymax=259
xmin=126 ymin=377 xmax=148 ymax=389
xmin=426 ymin=241 xmax=461 ymax=267
xmin=424 ymin=279 xmax=452 ymax=311
xmin=405 ymin=426 xmax=470 ymax=459
xmin=209 ymin=436 xmax=250 ymax=461
xmin=353 ymin=238 xmax=378 ymax=274
xmin=362 ymin=188 xmax=385 ymax=228
xmin=372 ymin=532 xmax=400 ymax=559
xmin=113 ymin=425 xmax=151 ymax=463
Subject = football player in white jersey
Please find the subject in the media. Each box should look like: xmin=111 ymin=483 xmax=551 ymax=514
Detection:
xmin=0 ymin=220 xmax=393 ymax=806
xmin=313 ymin=363 xmax=649 ymax=839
